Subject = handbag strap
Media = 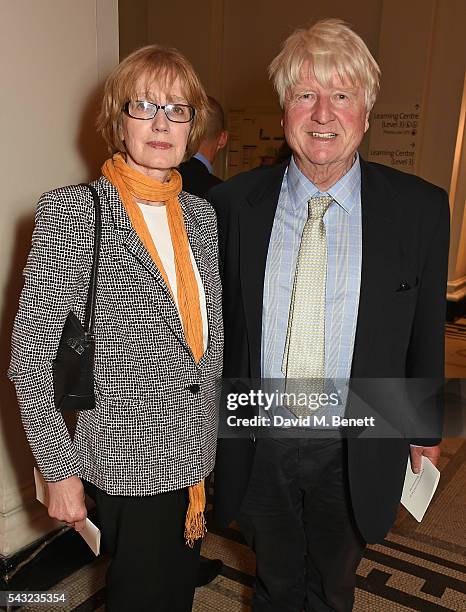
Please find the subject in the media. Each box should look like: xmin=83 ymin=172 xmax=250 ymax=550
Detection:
xmin=79 ymin=183 xmax=101 ymax=339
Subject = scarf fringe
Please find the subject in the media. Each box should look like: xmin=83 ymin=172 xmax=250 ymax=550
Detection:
xmin=184 ymin=480 xmax=207 ymax=547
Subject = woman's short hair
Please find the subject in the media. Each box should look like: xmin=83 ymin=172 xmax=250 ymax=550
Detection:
xmin=97 ymin=45 xmax=208 ymax=160
xmin=269 ymin=18 xmax=380 ymax=111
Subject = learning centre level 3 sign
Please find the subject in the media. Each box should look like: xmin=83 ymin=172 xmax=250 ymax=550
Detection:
xmin=368 ymin=103 xmax=421 ymax=174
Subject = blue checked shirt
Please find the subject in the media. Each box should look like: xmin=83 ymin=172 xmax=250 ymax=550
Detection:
xmin=261 ymin=155 xmax=362 ymax=401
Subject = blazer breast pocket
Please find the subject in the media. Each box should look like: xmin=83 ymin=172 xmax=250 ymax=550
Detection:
xmin=394 ymin=277 xmax=419 ymax=294
xmin=389 ymin=282 xmax=419 ymax=333
xmin=392 ymin=281 xmax=419 ymax=308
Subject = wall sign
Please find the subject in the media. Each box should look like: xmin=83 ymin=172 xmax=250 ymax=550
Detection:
xmin=368 ymin=103 xmax=421 ymax=174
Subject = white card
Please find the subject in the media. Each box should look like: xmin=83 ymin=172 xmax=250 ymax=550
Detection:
xmin=33 ymin=467 xmax=101 ymax=555
xmin=401 ymin=455 xmax=440 ymax=522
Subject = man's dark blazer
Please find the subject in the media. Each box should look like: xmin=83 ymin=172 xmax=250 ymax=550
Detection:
xmin=208 ymin=158 xmax=449 ymax=544
xmin=179 ymin=156 xmax=222 ymax=199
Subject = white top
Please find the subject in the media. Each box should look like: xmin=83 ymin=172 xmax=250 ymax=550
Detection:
xmin=137 ymin=202 xmax=208 ymax=352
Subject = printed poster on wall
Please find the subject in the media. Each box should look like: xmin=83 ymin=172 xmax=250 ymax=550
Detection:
xmin=227 ymin=109 xmax=285 ymax=178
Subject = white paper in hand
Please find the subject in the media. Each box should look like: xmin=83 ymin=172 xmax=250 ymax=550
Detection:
xmin=401 ymin=456 xmax=440 ymax=522
xmin=33 ymin=467 xmax=101 ymax=555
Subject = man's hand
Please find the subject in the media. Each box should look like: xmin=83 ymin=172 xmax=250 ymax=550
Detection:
xmin=47 ymin=475 xmax=87 ymax=532
xmin=409 ymin=444 xmax=441 ymax=474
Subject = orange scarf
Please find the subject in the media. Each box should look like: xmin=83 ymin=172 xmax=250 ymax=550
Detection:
xmin=102 ymin=153 xmax=206 ymax=546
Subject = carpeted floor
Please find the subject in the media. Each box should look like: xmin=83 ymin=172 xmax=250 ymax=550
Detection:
xmin=17 ymin=440 xmax=466 ymax=611
xmin=11 ymin=322 xmax=466 ymax=611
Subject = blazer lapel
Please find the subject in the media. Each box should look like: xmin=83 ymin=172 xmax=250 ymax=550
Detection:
xmin=103 ymin=179 xmax=189 ymax=353
xmin=179 ymin=192 xmax=217 ymax=362
xmin=239 ymin=163 xmax=287 ymax=378
xmin=351 ymin=158 xmax=401 ymax=376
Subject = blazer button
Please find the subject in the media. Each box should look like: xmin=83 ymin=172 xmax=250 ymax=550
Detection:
xmin=188 ymin=384 xmax=200 ymax=394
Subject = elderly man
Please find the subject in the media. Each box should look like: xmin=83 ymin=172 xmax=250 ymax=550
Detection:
xmin=209 ymin=18 xmax=449 ymax=612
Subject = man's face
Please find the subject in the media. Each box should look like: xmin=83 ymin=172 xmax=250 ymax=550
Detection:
xmin=283 ymin=67 xmax=369 ymax=182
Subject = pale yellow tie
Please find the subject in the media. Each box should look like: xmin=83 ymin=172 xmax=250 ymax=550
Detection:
xmin=282 ymin=195 xmax=333 ymax=416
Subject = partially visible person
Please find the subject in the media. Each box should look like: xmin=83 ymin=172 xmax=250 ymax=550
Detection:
xmin=179 ymin=95 xmax=228 ymax=198
xmin=9 ymin=45 xmax=223 ymax=612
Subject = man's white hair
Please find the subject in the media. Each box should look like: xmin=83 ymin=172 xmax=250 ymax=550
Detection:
xmin=269 ymin=18 xmax=380 ymax=111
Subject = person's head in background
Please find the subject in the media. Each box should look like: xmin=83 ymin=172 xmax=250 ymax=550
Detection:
xmin=196 ymin=96 xmax=228 ymax=165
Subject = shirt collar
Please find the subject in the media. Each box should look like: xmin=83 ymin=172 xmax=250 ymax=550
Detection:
xmin=287 ymin=153 xmax=361 ymax=214
xmin=193 ymin=152 xmax=212 ymax=174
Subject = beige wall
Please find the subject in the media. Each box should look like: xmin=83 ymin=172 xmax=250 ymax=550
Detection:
xmin=0 ymin=0 xmax=119 ymax=558
xmin=221 ymin=0 xmax=382 ymax=110
xmin=448 ymin=74 xmax=466 ymax=302
xmin=374 ymin=0 xmax=466 ymax=297
xmin=119 ymin=0 xmax=148 ymax=59
xmin=375 ymin=0 xmax=465 ymax=192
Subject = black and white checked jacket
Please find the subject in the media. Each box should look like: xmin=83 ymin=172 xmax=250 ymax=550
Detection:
xmin=9 ymin=177 xmax=223 ymax=496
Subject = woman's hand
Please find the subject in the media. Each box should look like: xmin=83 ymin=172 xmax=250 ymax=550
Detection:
xmin=47 ymin=476 xmax=87 ymax=532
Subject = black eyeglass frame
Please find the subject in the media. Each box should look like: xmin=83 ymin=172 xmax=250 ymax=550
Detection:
xmin=123 ymin=101 xmax=195 ymax=123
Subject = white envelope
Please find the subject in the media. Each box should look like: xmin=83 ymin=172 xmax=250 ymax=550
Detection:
xmin=33 ymin=467 xmax=101 ymax=556
xmin=401 ymin=455 xmax=440 ymax=522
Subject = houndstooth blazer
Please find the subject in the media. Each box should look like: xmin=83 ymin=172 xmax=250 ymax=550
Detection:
xmin=8 ymin=177 xmax=223 ymax=496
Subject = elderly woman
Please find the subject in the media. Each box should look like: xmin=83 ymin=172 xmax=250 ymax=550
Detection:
xmin=9 ymin=45 xmax=223 ymax=611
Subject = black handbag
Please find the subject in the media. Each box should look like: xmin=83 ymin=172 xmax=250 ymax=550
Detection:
xmin=52 ymin=184 xmax=101 ymax=411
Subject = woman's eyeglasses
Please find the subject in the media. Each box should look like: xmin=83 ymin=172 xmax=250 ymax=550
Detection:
xmin=123 ymin=100 xmax=195 ymax=123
